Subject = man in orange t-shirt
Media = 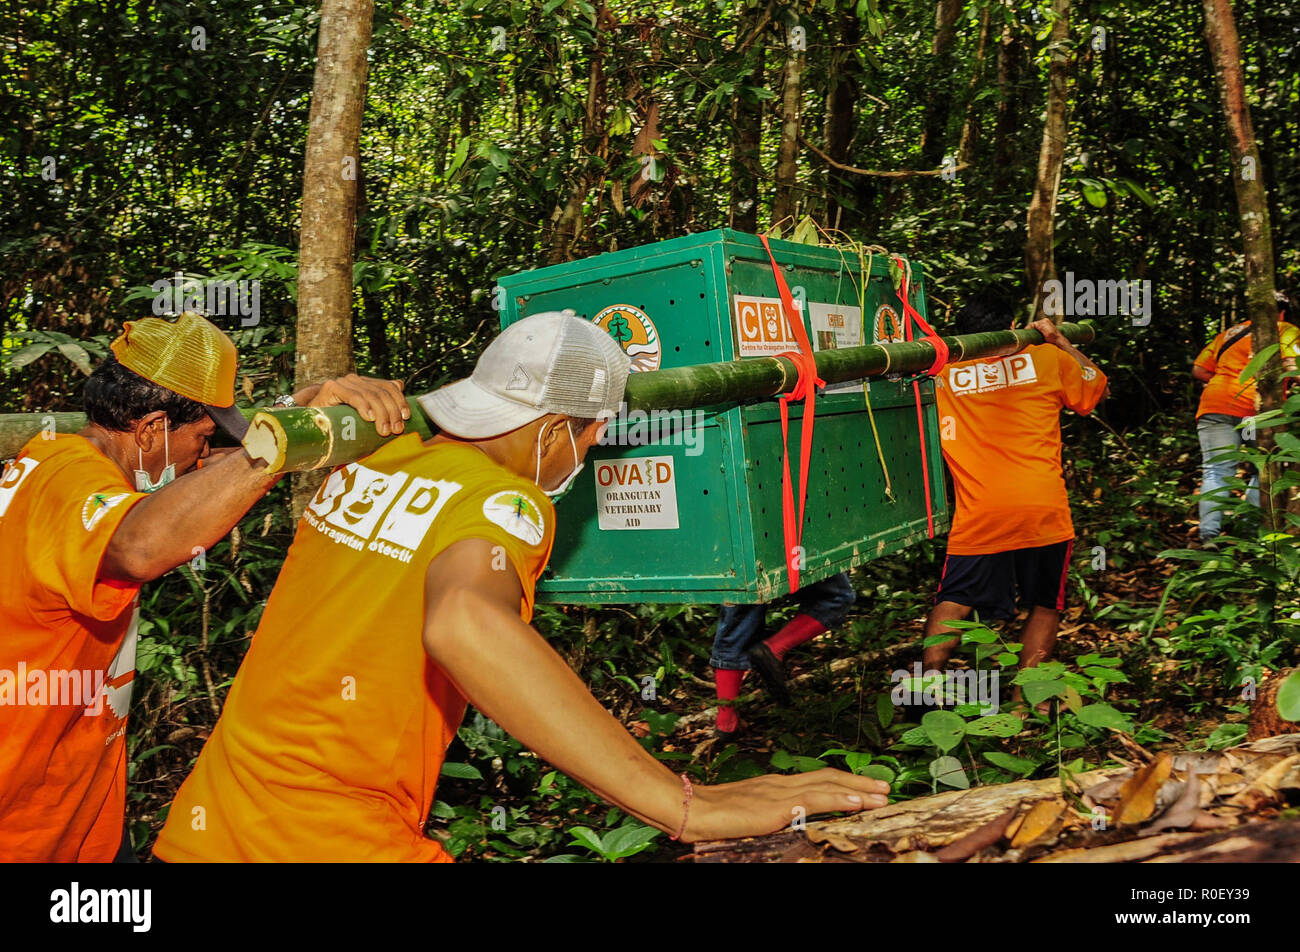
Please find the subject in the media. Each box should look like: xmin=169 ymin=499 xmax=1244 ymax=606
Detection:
xmin=1190 ymin=295 xmax=1298 ymax=542
xmin=0 ymin=312 xmax=407 ymax=862
xmin=922 ymin=292 xmax=1107 ymax=677
xmin=155 ymin=312 xmax=892 ymax=862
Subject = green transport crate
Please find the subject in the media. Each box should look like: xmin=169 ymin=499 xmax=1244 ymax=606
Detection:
xmin=497 ymin=228 xmax=949 ymax=604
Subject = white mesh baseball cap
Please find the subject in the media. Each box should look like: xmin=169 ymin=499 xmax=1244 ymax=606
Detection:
xmin=418 ymin=311 xmax=632 ymax=439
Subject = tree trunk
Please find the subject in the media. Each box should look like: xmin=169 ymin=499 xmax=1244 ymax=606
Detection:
xmin=918 ymin=0 xmax=965 ymax=169
xmin=1202 ymin=0 xmax=1284 ymax=528
xmin=729 ymin=4 xmax=768 ymax=233
xmin=992 ymin=5 xmax=1022 ymax=191
xmin=957 ymin=1 xmax=993 ymax=166
xmin=1025 ymin=0 xmax=1071 ymax=322
xmin=771 ymin=38 xmax=804 ymax=226
xmin=548 ymin=1 xmax=611 ymax=263
xmin=292 ymin=0 xmax=375 ymax=514
xmin=823 ymin=11 xmax=868 ymax=231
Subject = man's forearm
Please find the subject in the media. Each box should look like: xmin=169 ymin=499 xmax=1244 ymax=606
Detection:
xmin=103 ymin=450 xmax=283 ymax=583
xmin=427 ymin=589 xmax=688 ymax=834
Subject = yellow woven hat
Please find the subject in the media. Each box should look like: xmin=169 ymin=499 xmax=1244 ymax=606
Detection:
xmin=110 ymin=311 xmax=247 ymax=438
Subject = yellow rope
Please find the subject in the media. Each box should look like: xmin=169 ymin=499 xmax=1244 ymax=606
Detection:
xmin=797 ymin=221 xmax=897 ymax=502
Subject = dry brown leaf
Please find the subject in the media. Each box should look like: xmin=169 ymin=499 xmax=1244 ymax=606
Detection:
xmin=1144 ymin=772 xmax=1201 ymax=834
xmin=806 ymin=828 xmax=860 ymax=853
xmin=1011 ymin=799 xmax=1066 ymax=848
xmin=1083 ymin=777 xmax=1128 ymax=803
xmin=1227 ymin=753 xmax=1300 ymax=810
xmin=1115 ymin=752 xmax=1173 ymax=825
xmin=891 ymin=850 xmax=940 ymax=863
xmin=935 ymin=805 xmax=1019 ymax=863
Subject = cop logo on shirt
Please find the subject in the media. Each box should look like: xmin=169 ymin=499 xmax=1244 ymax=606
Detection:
xmin=81 ymin=492 xmax=130 ymax=531
xmin=483 ymin=490 xmax=546 ymax=546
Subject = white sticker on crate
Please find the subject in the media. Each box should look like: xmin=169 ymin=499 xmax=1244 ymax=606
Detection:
xmin=594 ymin=455 xmax=680 ymax=530
xmin=808 ymin=302 xmax=864 ymax=395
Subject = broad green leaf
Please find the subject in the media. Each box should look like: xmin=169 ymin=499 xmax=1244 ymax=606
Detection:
xmin=899 ymin=726 xmax=930 ymax=746
xmin=983 ymin=751 xmax=1038 ymax=776
xmin=876 ymin=693 xmax=895 ymax=728
xmin=567 ymin=826 xmax=605 ymax=854
xmin=1022 ymin=680 xmax=1064 ymax=706
xmin=1237 ymin=343 xmax=1280 ymax=386
xmin=599 ymin=823 xmax=661 ymax=858
xmin=921 ymin=710 xmax=966 ymax=753
xmin=860 ymin=764 xmax=895 ymax=783
xmin=439 ymin=761 xmax=483 ymax=780
xmin=56 ymin=342 xmax=93 ymax=375
xmin=965 ymin=713 xmax=1023 ymax=737
xmin=929 ymin=755 xmax=969 ymax=789
xmin=7 ymin=343 xmax=54 ymax=370
xmin=1081 ymin=180 xmax=1107 ymax=207
xmin=1074 ymin=702 xmax=1133 ymax=732
xmin=1277 ymin=670 xmax=1300 ymax=722
xmin=770 ymin=750 xmax=799 ymax=770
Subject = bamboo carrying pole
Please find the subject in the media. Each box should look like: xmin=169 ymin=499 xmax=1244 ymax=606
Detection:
xmin=0 ymin=323 xmax=1094 ymax=471
xmin=239 ymin=322 xmax=1094 ymax=473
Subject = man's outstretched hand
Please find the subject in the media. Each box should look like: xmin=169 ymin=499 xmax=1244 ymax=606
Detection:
xmin=296 ymin=374 xmax=410 ymax=437
xmin=682 ymin=769 xmax=891 ymax=843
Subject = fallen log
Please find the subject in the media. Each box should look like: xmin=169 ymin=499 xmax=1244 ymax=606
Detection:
xmin=692 ymin=734 xmax=1300 ymax=863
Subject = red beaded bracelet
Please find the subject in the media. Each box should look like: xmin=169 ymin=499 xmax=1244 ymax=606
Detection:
xmin=670 ymin=772 xmax=693 ymax=842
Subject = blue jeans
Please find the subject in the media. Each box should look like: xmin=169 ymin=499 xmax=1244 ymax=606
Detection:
xmin=710 ymin=572 xmax=856 ymax=670
xmin=1197 ymin=413 xmax=1259 ymax=540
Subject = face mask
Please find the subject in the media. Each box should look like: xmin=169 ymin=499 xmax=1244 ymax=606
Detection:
xmin=535 ymin=421 xmax=583 ymax=501
xmin=134 ymin=419 xmax=176 ymax=493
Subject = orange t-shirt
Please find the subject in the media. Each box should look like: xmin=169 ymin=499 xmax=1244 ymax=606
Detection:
xmin=934 ymin=344 xmax=1107 ymax=556
xmin=0 ymin=435 xmax=147 ymax=861
xmin=1194 ymin=320 xmax=1300 ymax=419
xmin=154 ymin=437 xmax=556 ymax=862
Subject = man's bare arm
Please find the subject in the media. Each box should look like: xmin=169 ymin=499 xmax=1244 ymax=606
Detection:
xmin=101 ymin=375 xmax=409 ymax=583
xmin=422 ymin=538 xmax=890 ymax=843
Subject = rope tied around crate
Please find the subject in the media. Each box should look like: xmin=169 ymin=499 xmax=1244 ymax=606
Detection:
xmin=759 ymin=233 xmax=824 ymax=593
xmin=893 ymin=255 xmax=947 ymax=538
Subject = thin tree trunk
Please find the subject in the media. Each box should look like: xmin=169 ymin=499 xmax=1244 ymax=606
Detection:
xmin=1202 ymin=0 xmax=1283 ymax=527
xmin=730 ymin=1 xmax=770 ymax=232
xmin=919 ymin=0 xmax=966 ymax=168
xmin=823 ymin=11 xmax=867 ymax=231
xmin=957 ymin=1 xmax=993 ymax=166
xmin=548 ymin=2 xmax=610 ymax=262
xmin=293 ymin=0 xmax=374 ymax=514
xmin=1025 ymin=0 xmax=1071 ymax=321
xmin=771 ymin=38 xmax=804 ymax=226
xmin=993 ymin=4 xmax=1021 ymax=190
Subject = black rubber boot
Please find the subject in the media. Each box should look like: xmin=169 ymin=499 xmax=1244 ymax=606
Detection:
xmin=746 ymin=642 xmax=791 ymax=705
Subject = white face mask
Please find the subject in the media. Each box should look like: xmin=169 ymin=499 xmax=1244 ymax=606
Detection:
xmin=535 ymin=420 xmax=583 ymax=501
xmin=134 ymin=419 xmax=176 ymax=493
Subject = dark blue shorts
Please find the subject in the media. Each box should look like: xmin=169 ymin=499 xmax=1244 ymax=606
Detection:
xmin=935 ymin=540 xmax=1074 ymax=621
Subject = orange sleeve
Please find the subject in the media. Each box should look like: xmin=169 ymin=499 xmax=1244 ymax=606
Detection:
xmin=26 ymin=456 xmax=147 ymax=621
xmin=1055 ymin=347 xmax=1107 ymax=416
xmin=1194 ymin=333 xmax=1223 ymax=373
xmin=438 ymin=479 xmax=556 ymax=620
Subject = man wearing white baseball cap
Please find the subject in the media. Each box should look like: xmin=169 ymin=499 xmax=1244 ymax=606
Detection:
xmin=156 ymin=311 xmax=891 ymax=862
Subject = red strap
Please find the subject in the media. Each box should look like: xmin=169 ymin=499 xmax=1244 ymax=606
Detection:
xmin=894 ymin=257 xmax=943 ymax=539
xmin=760 ymin=234 xmax=824 ymax=593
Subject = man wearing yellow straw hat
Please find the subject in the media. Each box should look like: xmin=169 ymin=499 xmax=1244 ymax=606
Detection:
xmin=0 ymin=311 xmax=407 ymax=862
